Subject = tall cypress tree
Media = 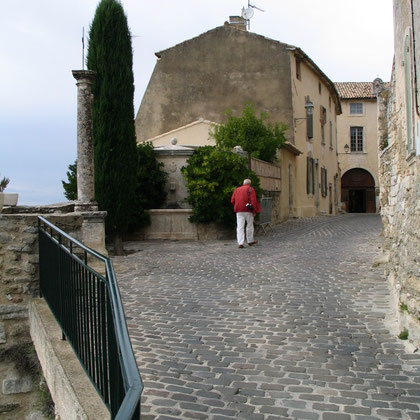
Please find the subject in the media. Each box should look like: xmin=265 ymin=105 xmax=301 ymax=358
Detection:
xmin=87 ymin=0 xmax=138 ymax=255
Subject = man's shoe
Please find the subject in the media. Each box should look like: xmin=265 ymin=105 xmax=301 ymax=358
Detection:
xmin=248 ymin=241 xmax=258 ymax=246
xmin=238 ymin=245 xmax=244 ymax=248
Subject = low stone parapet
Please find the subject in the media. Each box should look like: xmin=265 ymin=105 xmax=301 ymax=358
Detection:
xmin=126 ymin=209 xmax=234 ymax=240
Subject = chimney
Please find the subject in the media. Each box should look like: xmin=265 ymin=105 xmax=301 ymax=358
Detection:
xmin=229 ymin=16 xmax=247 ymax=31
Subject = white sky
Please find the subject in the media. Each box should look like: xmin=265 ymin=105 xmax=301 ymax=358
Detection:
xmin=1 ymin=0 xmax=394 ymax=205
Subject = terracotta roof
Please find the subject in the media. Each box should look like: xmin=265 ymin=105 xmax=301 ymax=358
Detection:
xmin=334 ymin=82 xmax=379 ymax=99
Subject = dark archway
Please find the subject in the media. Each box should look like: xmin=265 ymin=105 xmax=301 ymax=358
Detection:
xmin=341 ymin=168 xmax=376 ymax=213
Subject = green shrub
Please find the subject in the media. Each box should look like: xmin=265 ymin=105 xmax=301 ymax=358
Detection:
xmin=398 ymin=329 xmax=409 ymax=340
xmin=181 ymin=146 xmax=261 ymax=227
xmin=400 ymin=302 xmax=409 ymax=313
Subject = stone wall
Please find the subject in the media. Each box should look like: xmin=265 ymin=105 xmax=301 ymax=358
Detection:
xmin=0 ymin=206 xmax=106 ymax=418
xmin=377 ymin=0 xmax=420 ymax=348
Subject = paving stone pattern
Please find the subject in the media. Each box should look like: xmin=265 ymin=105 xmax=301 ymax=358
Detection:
xmin=113 ymin=214 xmax=420 ymax=420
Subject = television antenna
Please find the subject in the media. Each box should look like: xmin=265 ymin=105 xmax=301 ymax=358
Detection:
xmin=241 ymin=1 xmax=265 ymax=29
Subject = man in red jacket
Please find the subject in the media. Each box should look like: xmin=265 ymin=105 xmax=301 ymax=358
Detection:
xmin=231 ymin=179 xmax=261 ymax=248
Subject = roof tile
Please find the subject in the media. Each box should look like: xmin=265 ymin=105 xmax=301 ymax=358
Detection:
xmin=334 ymin=82 xmax=376 ymax=99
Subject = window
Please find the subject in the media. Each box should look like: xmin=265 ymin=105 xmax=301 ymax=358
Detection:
xmin=296 ymin=57 xmax=301 ymax=80
xmin=404 ymin=30 xmax=415 ymax=153
xmin=318 ymin=82 xmax=322 ymax=94
xmin=350 ymin=103 xmax=363 ymax=114
xmin=307 ymin=157 xmax=315 ymax=195
xmin=350 ymin=126 xmax=363 ymax=152
xmin=329 ymin=121 xmax=333 ymax=149
xmin=321 ymin=168 xmax=328 ymax=197
xmin=307 ymin=112 xmax=313 ymax=139
xmin=320 ymin=106 xmax=326 ymax=144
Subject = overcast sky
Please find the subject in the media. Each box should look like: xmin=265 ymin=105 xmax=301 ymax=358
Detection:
xmin=1 ymin=0 xmax=394 ymax=205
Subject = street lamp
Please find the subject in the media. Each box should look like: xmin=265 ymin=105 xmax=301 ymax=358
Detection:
xmin=304 ymin=99 xmax=314 ymax=117
xmin=344 ymin=144 xmax=349 ymax=153
xmin=294 ymin=98 xmax=314 ymax=122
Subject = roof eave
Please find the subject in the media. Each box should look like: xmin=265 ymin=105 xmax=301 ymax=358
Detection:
xmin=289 ymin=47 xmax=342 ymax=115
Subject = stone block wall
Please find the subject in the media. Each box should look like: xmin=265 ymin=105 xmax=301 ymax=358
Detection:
xmin=0 ymin=206 xmax=106 ymax=418
xmin=379 ymin=142 xmax=420 ymax=344
xmin=377 ymin=0 xmax=420 ymax=348
xmin=0 ymin=215 xmax=39 ymax=348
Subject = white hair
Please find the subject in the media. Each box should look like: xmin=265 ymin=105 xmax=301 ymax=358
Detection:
xmin=243 ymin=179 xmax=251 ymax=185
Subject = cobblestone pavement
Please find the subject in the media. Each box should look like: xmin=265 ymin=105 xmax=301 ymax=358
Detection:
xmin=113 ymin=214 xmax=420 ymax=420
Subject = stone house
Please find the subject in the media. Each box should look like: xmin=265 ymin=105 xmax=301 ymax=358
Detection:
xmin=135 ymin=18 xmax=342 ymax=223
xmin=335 ymin=81 xmax=385 ymax=213
xmin=378 ymin=0 xmax=420 ymax=346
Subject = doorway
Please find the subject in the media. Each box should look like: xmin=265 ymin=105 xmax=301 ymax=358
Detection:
xmin=349 ymin=189 xmax=366 ymax=213
xmin=341 ymin=168 xmax=376 ymax=213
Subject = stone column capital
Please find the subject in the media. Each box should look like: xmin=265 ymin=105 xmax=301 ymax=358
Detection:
xmin=72 ymin=70 xmax=96 ymax=83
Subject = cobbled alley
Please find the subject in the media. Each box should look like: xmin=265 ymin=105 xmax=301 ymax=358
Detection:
xmin=113 ymin=214 xmax=420 ymax=420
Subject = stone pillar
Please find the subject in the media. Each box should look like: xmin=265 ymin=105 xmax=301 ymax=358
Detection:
xmin=72 ymin=70 xmax=98 ymax=212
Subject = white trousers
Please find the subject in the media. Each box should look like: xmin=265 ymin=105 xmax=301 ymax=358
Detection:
xmin=236 ymin=212 xmax=255 ymax=245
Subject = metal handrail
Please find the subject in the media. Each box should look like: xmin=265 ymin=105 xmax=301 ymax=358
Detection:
xmin=38 ymin=216 xmax=143 ymax=419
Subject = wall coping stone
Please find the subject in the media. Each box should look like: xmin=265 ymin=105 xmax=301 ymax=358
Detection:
xmin=29 ymin=298 xmax=110 ymax=420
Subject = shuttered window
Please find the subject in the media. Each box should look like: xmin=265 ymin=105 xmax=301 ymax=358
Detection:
xmin=404 ymin=31 xmax=414 ymax=153
xmin=329 ymin=121 xmax=333 ymax=149
xmin=307 ymin=157 xmax=315 ymax=195
xmin=307 ymin=113 xmax=313 ymax=139
xmin=320 ymin=106 xmax=327 ymax=144
xmin=321 ymin=168 xmax=328 ymax=197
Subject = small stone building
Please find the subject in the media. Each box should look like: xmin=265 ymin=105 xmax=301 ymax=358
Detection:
xmin=136 ymin=18 xmax=342 ymax=222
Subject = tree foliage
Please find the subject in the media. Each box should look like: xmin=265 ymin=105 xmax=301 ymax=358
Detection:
xmin=129 ymin=143 xmax=168 ymax=228
xmin=62 ymin=161 xmax=77 ymax=201
xmin=62 ymin=145 xmax=167 ymax=229
xmin=181 ymin=146 xmax=261 ymax=227
xmin=87 ymin=0 xmax=138 ymax=246
xmin=212 ymin=103 xmax=287 ymax=163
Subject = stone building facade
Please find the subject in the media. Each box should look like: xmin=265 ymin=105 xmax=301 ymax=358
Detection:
xmin=335 ymin=81 xmax=384 ymax=213
xmin=136 ymin=19 xmax=342 ymax=222
xmin=378 ymin=0 xmax=420 ymax=346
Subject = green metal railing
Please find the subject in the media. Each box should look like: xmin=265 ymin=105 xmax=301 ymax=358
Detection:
xmin=38 ymin=216 xmax=143 ymax=419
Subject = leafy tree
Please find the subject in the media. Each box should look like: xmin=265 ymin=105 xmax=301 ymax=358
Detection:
xmin=87 ymin=0 xmax=138 ymax=255
xmin=129 ymin=143 xmax=168 ymax=229
xmin=212 ymin=103 xmax=287 ymax=163
xmin=0 ymin=174 xmax=9 ymax=192
xmin=135 ymin=143 xmax=167 ymax=209
xmin=181 ymin=146 xmax=261 ymax=227
xmin=62 ymin=161 xmax=77 ymax=201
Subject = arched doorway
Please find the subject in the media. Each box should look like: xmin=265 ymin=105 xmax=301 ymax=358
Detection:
xmin=341 ymin=168 xmax=376 ymax=213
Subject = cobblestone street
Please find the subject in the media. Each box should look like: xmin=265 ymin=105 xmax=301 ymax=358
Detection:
xmin=113 ymin=214 xmax=420 ymax=420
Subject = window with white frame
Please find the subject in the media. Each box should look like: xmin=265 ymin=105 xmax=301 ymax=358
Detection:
xmin=350 ymin=102 xmax=363 ymax=115
xmin=350 ymin=126 xmax=364 ymax=152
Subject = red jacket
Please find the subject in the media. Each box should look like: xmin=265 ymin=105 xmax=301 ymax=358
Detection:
xmin=231 ymin=185 xmax=261 ymax=214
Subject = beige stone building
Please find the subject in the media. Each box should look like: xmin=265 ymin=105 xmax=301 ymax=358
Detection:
xmin=335 ymin=81 xmax=383 ymax=213
xmin=136 ymin=18 xmax=342 ymax=223
xmin=378 ymin=0 xmax=420 ymax=346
